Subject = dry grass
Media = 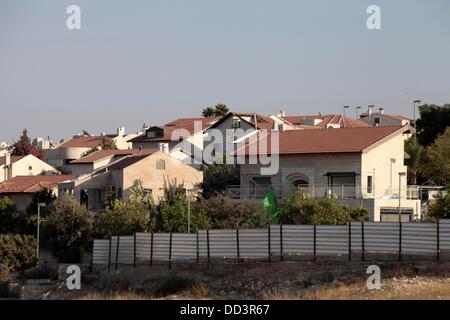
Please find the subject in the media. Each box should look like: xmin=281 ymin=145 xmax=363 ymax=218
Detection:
xmin=265 ymin=277 xmax=450 ymax=300
xmin=77 ymin=290 xmax=152 ymax=300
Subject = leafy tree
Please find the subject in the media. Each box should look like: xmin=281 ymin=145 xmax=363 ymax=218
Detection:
xmin=196 ymin=193 xmax=269 ymax=229
xmin=199 ymin=163 xmax=240 ymax=199
xmin=426 ymin=127 xmax=450 ymax=185
xmin=0 ymin=197 xmax=16 ymax=234
xmin=404 ymin=137 xmax=427 ymax=185
xmin=416 ymin=104 xmax=450 ymax=146
xmin=42 ymin=197 xmax=95 ymax=263
xmin=157 ymin=181 xmax=211 ymax=232
xmin=202 ymin=103 xmax=229 ymax=117
xmin=0 ymin=235 xmax=37 ymax=271
xmin=343 ymin=205 xmax=369 ymax=222
xmin=26 ymin=188 xmax=56 ymax=217
xmin=427 ymin=189 xmax=450 ymax=221
xmin=96 ymin=198 xmax=153 ymax=237
xmin=11 ymin=129 xmax=44 ymax=160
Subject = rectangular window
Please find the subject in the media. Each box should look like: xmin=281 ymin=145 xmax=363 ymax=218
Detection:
xmin=367 ymin=176 xmax=373 ymax=194
xmin=232 ymin=118 xmax=241 ymax=129
xmin=117 ymin=188 xmax=123 ymax=199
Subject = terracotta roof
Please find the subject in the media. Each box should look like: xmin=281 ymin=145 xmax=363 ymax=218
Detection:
xmin=234 ymin=126 xmax=406 ymax=156
xmin=316 ymin=115 xmax=370 ymax=128
xmin=360 ymin=113 xmax=411 ymax=121
xmin=0 ymin=175 xmax=77 ymax=194
xmin=107 ymin=154 xmax=151 ymax=171
xmin=281 ymin=115 xmax=323 ymax=125
xmin=0 ymin=155 xmax=25 ymax=166
xmin=281 ymin=115 xmax=368 ymax=128
xmin=70 ymin=149 xmax=156 ymax=164
xmin=208 ymin=112 xmax=275 ymax=130
xmin=129 ymin=117 xmax=219 ymax=143
xmin=56 ymin=136 xmax=103 ymax=149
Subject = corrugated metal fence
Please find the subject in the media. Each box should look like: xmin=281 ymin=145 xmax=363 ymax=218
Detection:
xmin=92 ymin=220 xmax=450 ymax=270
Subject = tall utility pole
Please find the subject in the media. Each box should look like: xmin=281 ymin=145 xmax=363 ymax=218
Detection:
xmin=413 ymin=100 xmax=421 ymax=137
xmin=37 ymin=203 xmax=46 ymax=262
xmin=398 ymin=172 xmax=406 ymax=222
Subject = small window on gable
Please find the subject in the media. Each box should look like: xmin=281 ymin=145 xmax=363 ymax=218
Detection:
xmin=232 ymin=118 xmax=241 ymax=129
xmin=156 ymin=159 xmax=166 ymax=170
xmin=28 ymin=166 xmax=33 ymax=171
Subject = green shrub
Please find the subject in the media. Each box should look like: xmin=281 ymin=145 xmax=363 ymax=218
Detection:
xmin=157 ymin=180 xmax=211 ymax=232
xmin=96 ymin=198 xmax=153 ymax=237
xmin=343 ymin=205 xmax=369 ymax=222
xmin=196 ymin=193 xmax=269 ymax=229
xmin=280 ymin=190 xmax=368 ymax=225
xmin=42 ymin=197 xmax=95 ymax=263
xmin=0 ymin=197 xmax=16 ymax=234
xmin=155 ymin=276 xmax=197 ymax=297
xmin=427 ymin=189 xmax=450 ymax=221
xmin=0 ymin=234 xmax=37 ymax=271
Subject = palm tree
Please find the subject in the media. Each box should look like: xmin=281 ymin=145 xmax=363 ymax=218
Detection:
xmin=405 ymin=137 xmax=426 ymax=185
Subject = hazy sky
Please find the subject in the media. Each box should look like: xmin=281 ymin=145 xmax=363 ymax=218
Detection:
xmin=1 ymin=0 xmax=449 ymax=142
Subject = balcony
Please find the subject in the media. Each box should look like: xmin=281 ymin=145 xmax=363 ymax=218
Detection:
xmin=226 ymin=184 xmax=420 ymax=200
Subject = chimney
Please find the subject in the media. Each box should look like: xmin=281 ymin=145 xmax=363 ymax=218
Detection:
xmin=117 ymin=126 xmax=125 ymax=137
xmin=5 ymin=152 xmax=11 ymax=167
xmin=163 ymin=143 xmax=169 ymax=154
xmin=277 ymin=110 xmax=286 ymax=117
xmin=379 ymin=107 xmax=384 ymax=115
xmin=158 ymin=143 xmax=164 ymax=152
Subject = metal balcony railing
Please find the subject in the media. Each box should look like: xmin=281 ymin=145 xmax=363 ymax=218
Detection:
xmin=226 ymin=184 xmax=421 ymax=200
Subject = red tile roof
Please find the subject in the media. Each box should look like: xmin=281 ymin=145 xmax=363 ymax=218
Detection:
xmin=107 ymin=154 xmax=151 ymax=171
xmin=0 ymin=175 xmax=77 ymax=194
xmin=281 ymin=115 xmax=369 ymax=128
xmin=316 ymin=115 xmax=370 ymax=128
xmin=129 ymin=117 xmax=219 ymax=143
xmin=234 ymin=126 xmax=407 ymax=156
xmin=56 ymin=136 xmax=103 ymax=149
xmin=208 ymin=112 xmax=275 ymax=130
xmin=0 ymin=155 xmax=25 ymax=166
xmin=281 ymin=115 xmax=323 ymax=124
xmin=70 ymin=149 xmax=156 ymax=164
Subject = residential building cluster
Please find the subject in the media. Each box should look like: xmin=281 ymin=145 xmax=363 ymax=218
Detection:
xmin=0 ymin=107 xmax=423 ymax=221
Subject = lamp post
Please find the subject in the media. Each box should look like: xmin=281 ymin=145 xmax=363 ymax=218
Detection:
xmin=37 ymin=203 xmax=46 ymax=262
xmin=186 ymin=188 xmax=199 ymax=234
xmin=398 ymin=172 xmax=406 ymax=223
xmin=413 ymin=100 xmax=421 ymax=137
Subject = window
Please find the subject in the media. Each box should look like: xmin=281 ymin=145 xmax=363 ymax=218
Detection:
xmin=117 ymin=188 xmax=123 ymax=199
xmin=28 ymin=166 xmax=33 ymax=171
xmin=367 ymin=176 xmax=373 ymax=194
xmin=232 ymin=118 xmax=241 ymax=129
xmin=156 ymin=159 xmax=165 ymax=170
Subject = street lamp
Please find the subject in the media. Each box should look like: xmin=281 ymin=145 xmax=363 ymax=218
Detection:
xmin=37 ymin=203 xmax=46 ymax=262
xmin=398 ymin=172 xmax=406 ymax=223
xmin=413 ymin=100 xmax=421 ymax=137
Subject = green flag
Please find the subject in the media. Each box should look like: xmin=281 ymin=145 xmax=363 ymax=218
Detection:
xmin=262 ymin=188 xmax=280 ymax=224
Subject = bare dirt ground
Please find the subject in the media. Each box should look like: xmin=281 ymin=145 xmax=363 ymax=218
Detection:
xmin=51 ymin=260 xmax=450 ymax=300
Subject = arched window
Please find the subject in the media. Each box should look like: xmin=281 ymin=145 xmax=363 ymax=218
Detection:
xmin=287 ymin=173 xmax=309 ymax=195
xmin=156 ymin=159 xmax=165 ymax=170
